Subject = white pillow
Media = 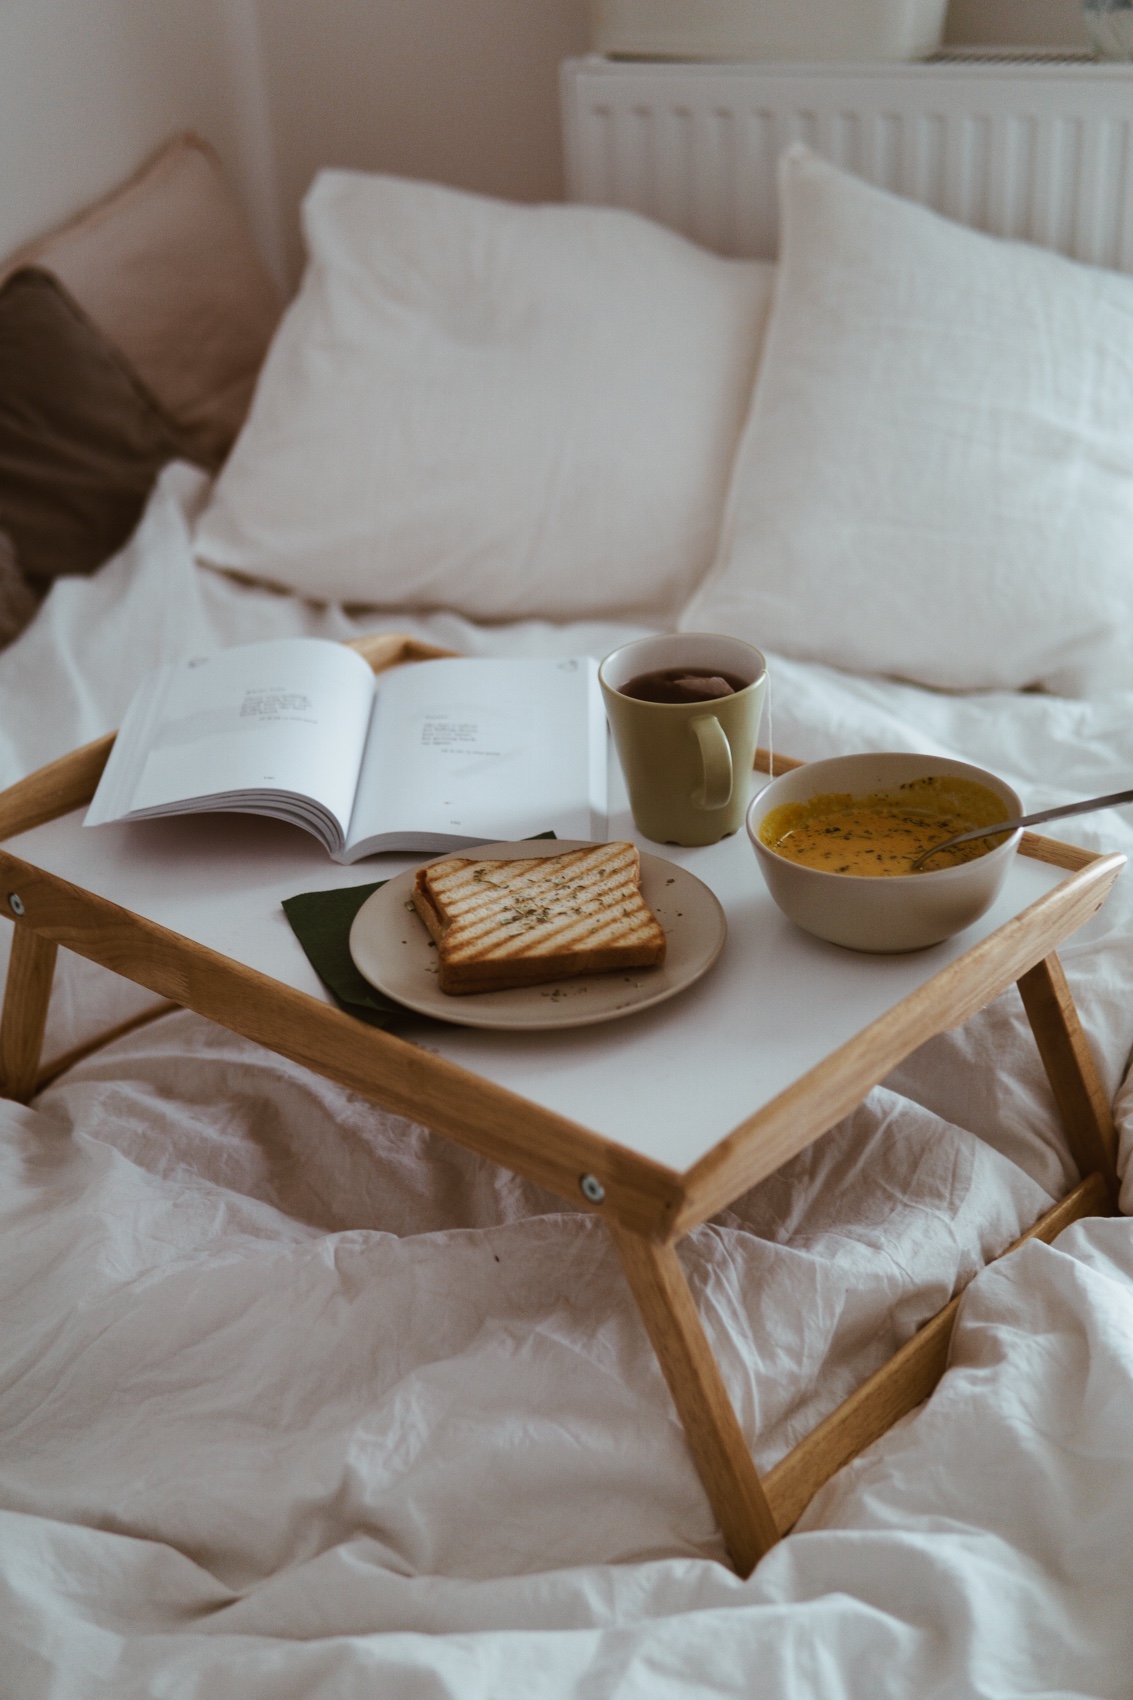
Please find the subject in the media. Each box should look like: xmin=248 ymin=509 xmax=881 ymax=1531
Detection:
xmin=194 ymin=173 xmax=774 ymax=622
xmin=682 ymin=146 xmax=1133 ymax=696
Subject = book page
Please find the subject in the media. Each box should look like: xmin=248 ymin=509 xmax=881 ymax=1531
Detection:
xmin=88 ymin=639 xmax=376 ymax=843
xmin=345 ymin=656 xmax=606 ymax=854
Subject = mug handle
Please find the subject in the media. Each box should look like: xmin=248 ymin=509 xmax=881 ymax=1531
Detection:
xmin=690 ymin=715 xmax=733 ymax=811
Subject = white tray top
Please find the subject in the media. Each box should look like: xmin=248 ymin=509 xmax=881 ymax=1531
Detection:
xmin=9 ymin=776 xmax=1067 ymax=1175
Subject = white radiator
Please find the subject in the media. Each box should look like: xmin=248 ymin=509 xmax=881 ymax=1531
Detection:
xmin=561 ymin=57 xmax=1133 ymax=271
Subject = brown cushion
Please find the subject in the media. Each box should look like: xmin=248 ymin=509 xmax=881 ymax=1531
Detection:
xmin=0 ymin=268 xmax=199 ymax=594
xmin=2 ymin=134 xmax=283 ymax=470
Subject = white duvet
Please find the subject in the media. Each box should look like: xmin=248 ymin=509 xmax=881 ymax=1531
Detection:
xmin=2 ymin=466 xmax=1133 ymax=1696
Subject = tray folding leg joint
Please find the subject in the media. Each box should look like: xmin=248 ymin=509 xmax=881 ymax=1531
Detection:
xmin=608 ymin=1221 xmax=779 ymax=1576
xmin=0 ymin=923 xmax=57 ymax=1103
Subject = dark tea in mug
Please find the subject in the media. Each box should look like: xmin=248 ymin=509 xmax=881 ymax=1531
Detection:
xmin=618 ymin=667 xmax=749 ymax=704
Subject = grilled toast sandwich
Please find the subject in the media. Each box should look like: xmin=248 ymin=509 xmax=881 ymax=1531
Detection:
xmin=412 ymin=842 xmax=667 ymax=994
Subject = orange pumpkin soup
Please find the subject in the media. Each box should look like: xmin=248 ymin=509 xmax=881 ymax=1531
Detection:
xmin=760 ymin=775 xmax=1010 ymax=877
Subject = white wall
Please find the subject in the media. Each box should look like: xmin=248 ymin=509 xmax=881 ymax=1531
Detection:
xmin=0 ymin=0 xmax=1095 ymax=287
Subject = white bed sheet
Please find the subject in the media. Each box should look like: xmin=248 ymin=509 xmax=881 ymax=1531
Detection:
xmin=2 ymin=464 xmax=1133 ymax=1696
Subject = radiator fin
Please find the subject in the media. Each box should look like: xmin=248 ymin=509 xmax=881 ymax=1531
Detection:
xmin=562 ymin=59 xmax=1133 ymax=272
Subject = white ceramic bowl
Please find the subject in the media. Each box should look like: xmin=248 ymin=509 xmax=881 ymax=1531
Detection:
xmin=746 ymin=752 xmax=1022 ymax=953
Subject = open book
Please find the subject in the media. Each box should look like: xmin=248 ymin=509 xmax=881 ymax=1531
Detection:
xmin=86 ymin=639 xmax=607 ymax=861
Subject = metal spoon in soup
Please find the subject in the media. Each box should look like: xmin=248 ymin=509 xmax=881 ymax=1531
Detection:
xmin=911 ymin=786 xmax=1133 ymax=871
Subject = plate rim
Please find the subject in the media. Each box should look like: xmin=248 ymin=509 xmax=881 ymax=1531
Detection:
xmin=347 ymin=839 xmax=727 ymax=1031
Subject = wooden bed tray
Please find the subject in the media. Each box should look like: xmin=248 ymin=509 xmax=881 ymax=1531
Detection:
xmin=0 ymin=632 xmax=1125 ymax=1576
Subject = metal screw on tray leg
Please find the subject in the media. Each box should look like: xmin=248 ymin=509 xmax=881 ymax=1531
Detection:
xmin=580 ymin=1173 xmax=606 ymax=1204
xmin=7 ymin=894 xmax=24 ymax=917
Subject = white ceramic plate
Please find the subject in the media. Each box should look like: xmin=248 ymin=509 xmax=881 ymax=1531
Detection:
xmin=348 ymin=840 xmax=727 ymax=1030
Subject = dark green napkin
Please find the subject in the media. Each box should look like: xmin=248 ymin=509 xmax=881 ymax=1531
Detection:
xmin=282 ymin=835 xmax=558 ymax=1027
xmin=282 ymin=880 xmax=404 ymax=1027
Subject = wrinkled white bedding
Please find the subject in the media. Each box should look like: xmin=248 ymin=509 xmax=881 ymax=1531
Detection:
xmin=2 ymin=465 xmax=1133 ymax=1696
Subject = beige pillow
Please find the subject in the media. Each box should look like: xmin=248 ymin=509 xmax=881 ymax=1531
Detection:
xmin=2 ymin=134 xmax=282 ymax=469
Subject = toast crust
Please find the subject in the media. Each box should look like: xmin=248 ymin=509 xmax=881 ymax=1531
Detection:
xmin=412 ymin=843 xmax=666 ymax=995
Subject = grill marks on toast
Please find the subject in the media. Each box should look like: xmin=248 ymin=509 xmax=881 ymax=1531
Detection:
xmin=412 ymin=843 xmax=667 ymax=994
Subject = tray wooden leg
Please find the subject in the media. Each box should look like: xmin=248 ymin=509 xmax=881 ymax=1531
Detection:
xmin=609 ymin=1222 xmax=779 ymax=1576
xmin=1017 ymin=950 xmax=1120 ymax=1210
xmin=0 ymin=925 xmax=57 ymax=1103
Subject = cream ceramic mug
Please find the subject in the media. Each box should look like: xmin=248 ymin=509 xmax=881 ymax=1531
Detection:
xmin=600 ymin=634 xmax=767 ymax=846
